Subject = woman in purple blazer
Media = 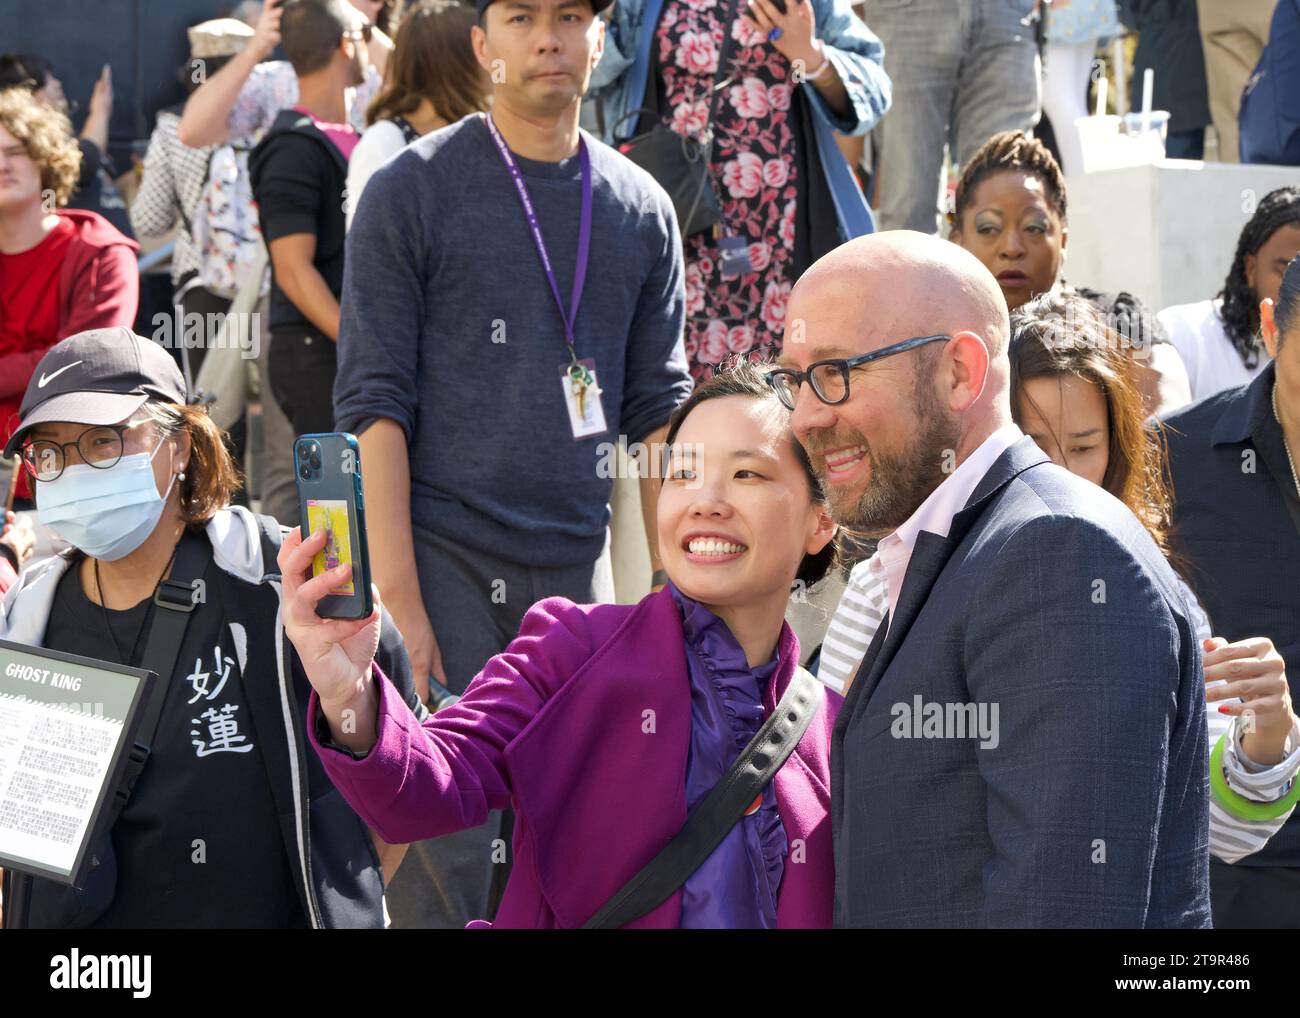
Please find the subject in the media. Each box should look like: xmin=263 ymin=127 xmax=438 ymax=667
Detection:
xmin=279 ymin=362 xmax=841 ymax=928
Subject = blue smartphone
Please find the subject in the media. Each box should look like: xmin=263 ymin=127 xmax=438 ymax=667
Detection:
xmin=293 ymin=432 xmax=374 ymax=620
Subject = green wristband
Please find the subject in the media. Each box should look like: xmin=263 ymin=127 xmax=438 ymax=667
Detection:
xmin=1209 ymin=732 xmax=1300 ymax=822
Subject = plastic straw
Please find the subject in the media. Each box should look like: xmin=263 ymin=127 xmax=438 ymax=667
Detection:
xmin=1095 ymin=75 xmax=1108 ymax=118
xmin=1141 ymin=68 xmax=1154 ymax=133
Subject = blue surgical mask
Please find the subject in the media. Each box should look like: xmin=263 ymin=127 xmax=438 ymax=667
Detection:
xmin=37 ymin=436 xmax=178 ymax=561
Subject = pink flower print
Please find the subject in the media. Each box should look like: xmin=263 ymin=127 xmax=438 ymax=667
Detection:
xmin=726 ymin=324 xmax=755 ymax=355
xmin=763 ymin=158 xmax=789 ymax=189
xmin=732 ymin=16 xmax=768 ymax=49
xmin=722 ymin=151 xmax=764 ymax=199
xmin=676 ymin=30 xmax=719 ymax=76
xmin=747 ymin=242 xmax=771 ymax=273
xmin=768 ymin=82 xmax=792 ymax=112
xmin=729 ymin=76 xmax=770 ymax=119
xmin=671 ymin=100 xmax=709 ymax=139
xmin=779 ymin=199 xmax=797 ymax=248
xmin=685 ymin=262 xmax=706 ymax=315
xmin=699 ymin=320 xmax=731 ymax=365
xmin=761 ymin=281 xmax=792 ymax=333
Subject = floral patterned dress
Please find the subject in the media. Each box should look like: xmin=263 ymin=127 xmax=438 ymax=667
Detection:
xmin=656 ymin=1 xmax=800 ymax=379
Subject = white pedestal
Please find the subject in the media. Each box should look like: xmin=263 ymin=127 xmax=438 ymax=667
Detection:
xmin=1064 ymin=160 xmax=1300 ymax=311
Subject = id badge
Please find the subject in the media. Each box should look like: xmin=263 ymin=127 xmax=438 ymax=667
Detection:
xmin=560 ymin=358 xmax=608 ymax=440
xmin=718 ymin=235 xmax=754 ymax=279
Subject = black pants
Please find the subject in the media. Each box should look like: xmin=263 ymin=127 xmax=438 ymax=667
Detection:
xmin=268 ymin=328 xmax=337 ymax=437
xmin=1210 ymin=859 xmax=1300 ymax=928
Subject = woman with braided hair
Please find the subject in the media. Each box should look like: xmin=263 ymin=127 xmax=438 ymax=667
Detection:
xmin=948 ymin=129 xmax=1193 ymax=415
xmin=1160 ymin=186 xmax=1300 ymax=402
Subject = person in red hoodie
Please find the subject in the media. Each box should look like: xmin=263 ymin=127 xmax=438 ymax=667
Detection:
xmin=0 ymin=86 xmax=138 ymax=507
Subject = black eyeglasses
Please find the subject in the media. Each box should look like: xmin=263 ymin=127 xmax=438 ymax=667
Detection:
xmin=19 ymin=419 xmax=153 ymax=482
xmin=764 ymin=334 xmax=952 ymax=411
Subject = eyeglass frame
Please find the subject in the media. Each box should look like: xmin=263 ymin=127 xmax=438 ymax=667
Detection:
xmin=18 ymin=417 xmax=158 ymax=482
xmin=764 ymin=334 xmax=953 ymax=410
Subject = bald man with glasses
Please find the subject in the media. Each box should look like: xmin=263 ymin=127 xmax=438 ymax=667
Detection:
xmin=775 ymin=231 xmax=1212 ymax=928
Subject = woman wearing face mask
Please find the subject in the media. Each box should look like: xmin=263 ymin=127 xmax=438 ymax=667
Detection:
xmin=284 ymin=360 xmax=840 ymax=928
xmin=0 ymin=326 xmax=421 ymax=929
xmin=947 ymin=130 xmax=1193 ymax=416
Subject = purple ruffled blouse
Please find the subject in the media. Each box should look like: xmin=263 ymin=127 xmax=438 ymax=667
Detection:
xmin=670 ymin=582 xmax=787 ymax=928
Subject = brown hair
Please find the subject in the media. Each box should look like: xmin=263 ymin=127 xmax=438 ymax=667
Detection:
xmin=0 ymin=86 xmax=81 ymax=207
xmin=367 ymin=0 xmax=487 ymax=127
xmin=1009 ymin=293 xmax=1172 ymax=552
xmin=952 ymin=130 xmax=1068 ymax=228
xmin=141 ymin=401 xmax=244 ymax=527
xmin=664 ymin=358 xmax=838 ymax=586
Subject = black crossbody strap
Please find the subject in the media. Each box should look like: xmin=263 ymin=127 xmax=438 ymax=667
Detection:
xmin=104 ymin=528 xmax=209 ymax=827
xmin=583 ymin=665 xmax=823 ymax=929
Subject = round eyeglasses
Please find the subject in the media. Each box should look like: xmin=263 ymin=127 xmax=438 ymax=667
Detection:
xmin=19 ymin=419 xmax=153 ymax=482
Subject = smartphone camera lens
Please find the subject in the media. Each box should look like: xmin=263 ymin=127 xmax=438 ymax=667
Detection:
xmin=309 ymin=450 xmax=321 ymax=470
xmin=299 ymin=465 xmax=311 ymax=481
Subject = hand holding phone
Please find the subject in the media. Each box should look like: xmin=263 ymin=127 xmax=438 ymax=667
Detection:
xmin=294 ymin=433 xmax=374 ymax=620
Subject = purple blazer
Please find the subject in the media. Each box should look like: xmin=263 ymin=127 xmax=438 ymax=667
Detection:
xmin=308 ymin=587 xmax=839 ymax=928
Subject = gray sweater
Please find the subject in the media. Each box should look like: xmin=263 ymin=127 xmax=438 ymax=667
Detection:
xmin=334 ymin=115 xmax=690 ymax=567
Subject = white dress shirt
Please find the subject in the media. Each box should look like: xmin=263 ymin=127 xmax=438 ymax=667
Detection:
xmin=876 ymin=422 xmax=1025 ymax=633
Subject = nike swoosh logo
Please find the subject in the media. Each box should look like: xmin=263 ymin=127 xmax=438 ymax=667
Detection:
xmin=37 ymin=360 xmax=82 ymax=387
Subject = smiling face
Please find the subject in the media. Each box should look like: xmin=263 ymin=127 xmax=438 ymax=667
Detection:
xmin=951 ymin=170 xmax=1066 ymax=312
xmin=473 ymin=0 xmax=603 ymax=116
xmin=1016 ymin=374 xmax=1111 ymax=486
xmin=658 ymin=395 xmax=832 ymax=612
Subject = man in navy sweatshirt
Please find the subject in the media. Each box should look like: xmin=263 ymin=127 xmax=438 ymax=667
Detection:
xmin=334 ymin=0 xmax=691 ymax=928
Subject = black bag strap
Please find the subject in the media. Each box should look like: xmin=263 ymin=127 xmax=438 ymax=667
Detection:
xmin=583 ymin=664 xmax=823 ymax=929
xmin=104 ymin=528 xmax=210 ymax=829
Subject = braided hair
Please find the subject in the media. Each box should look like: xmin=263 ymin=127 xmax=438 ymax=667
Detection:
xmin=952 ymin=130 xmax=1068 ymax=226
xmin=1217 ymin=185 xmax=1300 ymax=368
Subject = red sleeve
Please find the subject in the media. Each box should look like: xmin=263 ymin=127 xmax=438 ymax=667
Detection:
xmin=60 ymin=243 xmax=139 ymax=339
xmin=0 ymin=348 xmax=51 ymax=400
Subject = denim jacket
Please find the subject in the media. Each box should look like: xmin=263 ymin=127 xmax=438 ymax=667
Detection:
xmin=584 ymin=0 xmax=891 ymax=239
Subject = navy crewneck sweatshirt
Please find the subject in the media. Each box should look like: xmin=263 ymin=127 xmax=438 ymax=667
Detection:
xmin=334 ymin=115 xmax=690 ymax=567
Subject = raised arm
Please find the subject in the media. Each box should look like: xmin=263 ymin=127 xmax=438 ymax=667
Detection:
xmin=279 ymin=523 xmax=594 ymax=846
xmin=178 ymin=0 xmax=283 ymax=147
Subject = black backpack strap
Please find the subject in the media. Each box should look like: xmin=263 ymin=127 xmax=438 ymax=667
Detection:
xmin=583 ymin=665 xmax=824 ymax=929
xmin=106 ymin=528 xmax=211 ymax=827
xmin=254 ymin=512 xmax=287 ymax=576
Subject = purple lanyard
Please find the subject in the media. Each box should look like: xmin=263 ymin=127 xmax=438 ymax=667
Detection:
xmin=484 ymin=112 xmax=592 ymax=363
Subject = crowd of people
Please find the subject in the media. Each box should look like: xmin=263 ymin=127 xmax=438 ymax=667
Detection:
xmin=0 ymin=0 xmax=1298 ymax=930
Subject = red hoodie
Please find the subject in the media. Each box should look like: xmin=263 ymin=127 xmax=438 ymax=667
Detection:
xmin=0 ymin=208 xmax=139 ymax=497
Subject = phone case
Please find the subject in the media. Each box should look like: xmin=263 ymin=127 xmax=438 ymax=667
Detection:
xmin=293 ymin=433 xmax=373 ymax=620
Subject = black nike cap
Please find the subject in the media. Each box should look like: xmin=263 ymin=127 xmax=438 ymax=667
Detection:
xmin=4 ymin=327 xmax=187 ymax=458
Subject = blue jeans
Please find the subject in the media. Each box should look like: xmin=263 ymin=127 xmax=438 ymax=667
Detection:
xmin=865 ymin=0 xmax=1042 ymax=233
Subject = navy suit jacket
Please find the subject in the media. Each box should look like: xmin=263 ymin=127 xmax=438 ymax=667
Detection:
xmin=832 ymin=437 xmax=1212 ymax=927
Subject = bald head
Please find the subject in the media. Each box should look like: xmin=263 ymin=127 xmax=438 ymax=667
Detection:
xmin=779 ymin=233 xmax=1016 ymax=532
xmin=789 ymin=230 xmax=1011 ymax=359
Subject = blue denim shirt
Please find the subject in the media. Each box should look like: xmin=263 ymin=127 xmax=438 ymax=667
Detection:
xmin=583 ymin=0 xmax=891 ymax=239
